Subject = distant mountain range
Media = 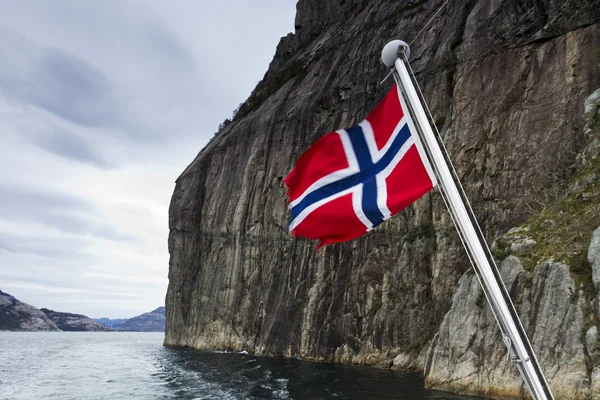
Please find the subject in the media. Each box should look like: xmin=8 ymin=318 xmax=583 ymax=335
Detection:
xmin=91 ymin=317 xmax=128 ymax=328
xmin=92 ymin=307 xmax=165 ymax=332
xmin=0 ymin=289 xmax=164 ymax=332
xmin=102 ymin=307 xmax=165 ymax=332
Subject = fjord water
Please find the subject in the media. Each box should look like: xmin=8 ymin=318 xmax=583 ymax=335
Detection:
xmin=0 ymin=332 xmax=473 ymax=399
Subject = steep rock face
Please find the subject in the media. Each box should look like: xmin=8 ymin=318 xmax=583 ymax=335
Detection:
xmin=40 ymin=308 xmax=113 ymax=332
xmin=425 ymin=85 xmax=600 ymax=398
xmin=0 ymin=290 xmax=59 ymax=331
xmin=425 ymin=257 xmax=589 ymax=399
xmin=119 ymin=307 xmax=165 ymax=332
xmin=166 ymin=0 xmax=600 ymax=394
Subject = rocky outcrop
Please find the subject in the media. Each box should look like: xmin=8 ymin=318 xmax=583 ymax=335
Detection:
xmin=591 ymin=227 xmax=600 ymax=300
xmin=425 ymin=257 xmax=589 ymax=399
xmin=426 ymin=85 xmax=600 ymax=398
xmin=166 ymin=0 xmax=600 ymax=398
xmin=119 ymin=307 xmax=165 ymax=332
xmin=40 ymin=308 xmax=113 ymax=332
xmin=0 ymin=290 xmax=59 ymax=331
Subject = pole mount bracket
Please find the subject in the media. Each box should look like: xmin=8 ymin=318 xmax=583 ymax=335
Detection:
xmin=381 ymin=40 xmax=410 ymax=67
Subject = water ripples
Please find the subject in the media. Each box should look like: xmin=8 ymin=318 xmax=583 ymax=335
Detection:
xmin=0 ymin=332 xmax=475 ymax=399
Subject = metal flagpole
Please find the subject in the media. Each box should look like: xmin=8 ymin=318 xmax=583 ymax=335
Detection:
xmin=381 ymin=40 xmax=554 ymax=400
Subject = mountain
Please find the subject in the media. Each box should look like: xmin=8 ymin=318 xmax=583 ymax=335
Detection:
xmin=165 ymin=0 xmax=600 ymax=398
xmin=0 ymin=290 xmax=161 ymax=333
xmin=0 ymin=290 xmax=59 ymax=331
xmin=92 ymin=317 xmax=127 ymax=329
xmin=40 ymin=308 xmax=113 ymax=332
xmin=118 ymin=307 xmax=165 ymax=332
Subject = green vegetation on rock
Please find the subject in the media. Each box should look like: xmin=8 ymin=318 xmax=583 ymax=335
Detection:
xmin=493 ymin=89 xmax=600 ymax=295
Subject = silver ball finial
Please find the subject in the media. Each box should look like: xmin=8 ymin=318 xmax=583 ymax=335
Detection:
xmin=381 ymin=40 xmax=410 ymax=67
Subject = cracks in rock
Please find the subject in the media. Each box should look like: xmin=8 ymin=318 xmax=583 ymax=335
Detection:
xmin=444 ymin=0 xmax=477 ymax=119
xmin=260 ymin=84 xmax=297 ymax=197
xmin=528 ymin=264 xmax=551 ymax=343
xmin=424 ymin=331 xmax=439 ymax=376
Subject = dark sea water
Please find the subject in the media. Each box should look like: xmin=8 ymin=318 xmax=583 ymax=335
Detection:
xmin=0 ymin=332 xmax=476 ymax=400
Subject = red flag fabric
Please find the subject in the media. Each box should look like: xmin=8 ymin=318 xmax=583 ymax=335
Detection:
xmin=284 ymin=84 xmax=436 ymax=248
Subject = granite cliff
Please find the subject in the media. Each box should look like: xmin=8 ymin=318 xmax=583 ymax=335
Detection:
xmin=165 ymin=0 xmax=600 ymax=398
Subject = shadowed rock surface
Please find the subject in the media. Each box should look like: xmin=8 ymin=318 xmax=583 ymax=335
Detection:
xmin=0 ymin=290 xmax=59 ymax=331
xmin=40 ymin=308 xmax=113 ymax=332
xmin=119 ymin=307 xmax=165 ymax=332
xmin=166 ymin=0 xmax=600 ymax=398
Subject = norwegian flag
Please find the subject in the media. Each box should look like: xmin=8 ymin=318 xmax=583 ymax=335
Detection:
xmin=284 ymin=84 xmax=436 ymax=248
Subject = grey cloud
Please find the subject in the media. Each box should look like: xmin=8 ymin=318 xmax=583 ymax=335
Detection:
xmin=10 ymin=0 xmax=199 ymax=75
xmin=1 ymin=278 xmax=150 ymax=298
xmin=30 ymin=48 xmax=119 ymax=128
xmin=33 ymin=126 xmax=118 ymax=169
xmin=0 ymin=184 xmax=134 ymax=242
xmin=0 ymin=2 xmax=209 ymax=144
xmin=33 ymin=212 xmax=135 ymax=242
xmin=0 ymin=27 xmax=181 ymax=153
xmin=0 ymin=234 xmax=86 ymax=258
xmin=142 ymin=22 xmax=198 ymax=76
xmin=0 ymin=183 xmax=96 ymax=213
xmin=0 ymin=29 xmax=120 ymax=129
xmin=0 ymin=264 xmax=160 ymax=301
xmin=0 ymin=270 xmax=83 ymax=290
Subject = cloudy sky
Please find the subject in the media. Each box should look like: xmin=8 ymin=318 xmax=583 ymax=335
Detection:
xmin=0 ymin=0 xmax=297 ymax=318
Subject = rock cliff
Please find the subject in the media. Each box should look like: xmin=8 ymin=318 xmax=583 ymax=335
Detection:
xmin=40 ymin=308 xmax=113 ymax=332
xmin=425 ymin=88 xmax=600 ymax=398
xmin=0 ymin=290 xmax=59 ymax=331
xmin=166 ymin=0 xmax=600 ymax=398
